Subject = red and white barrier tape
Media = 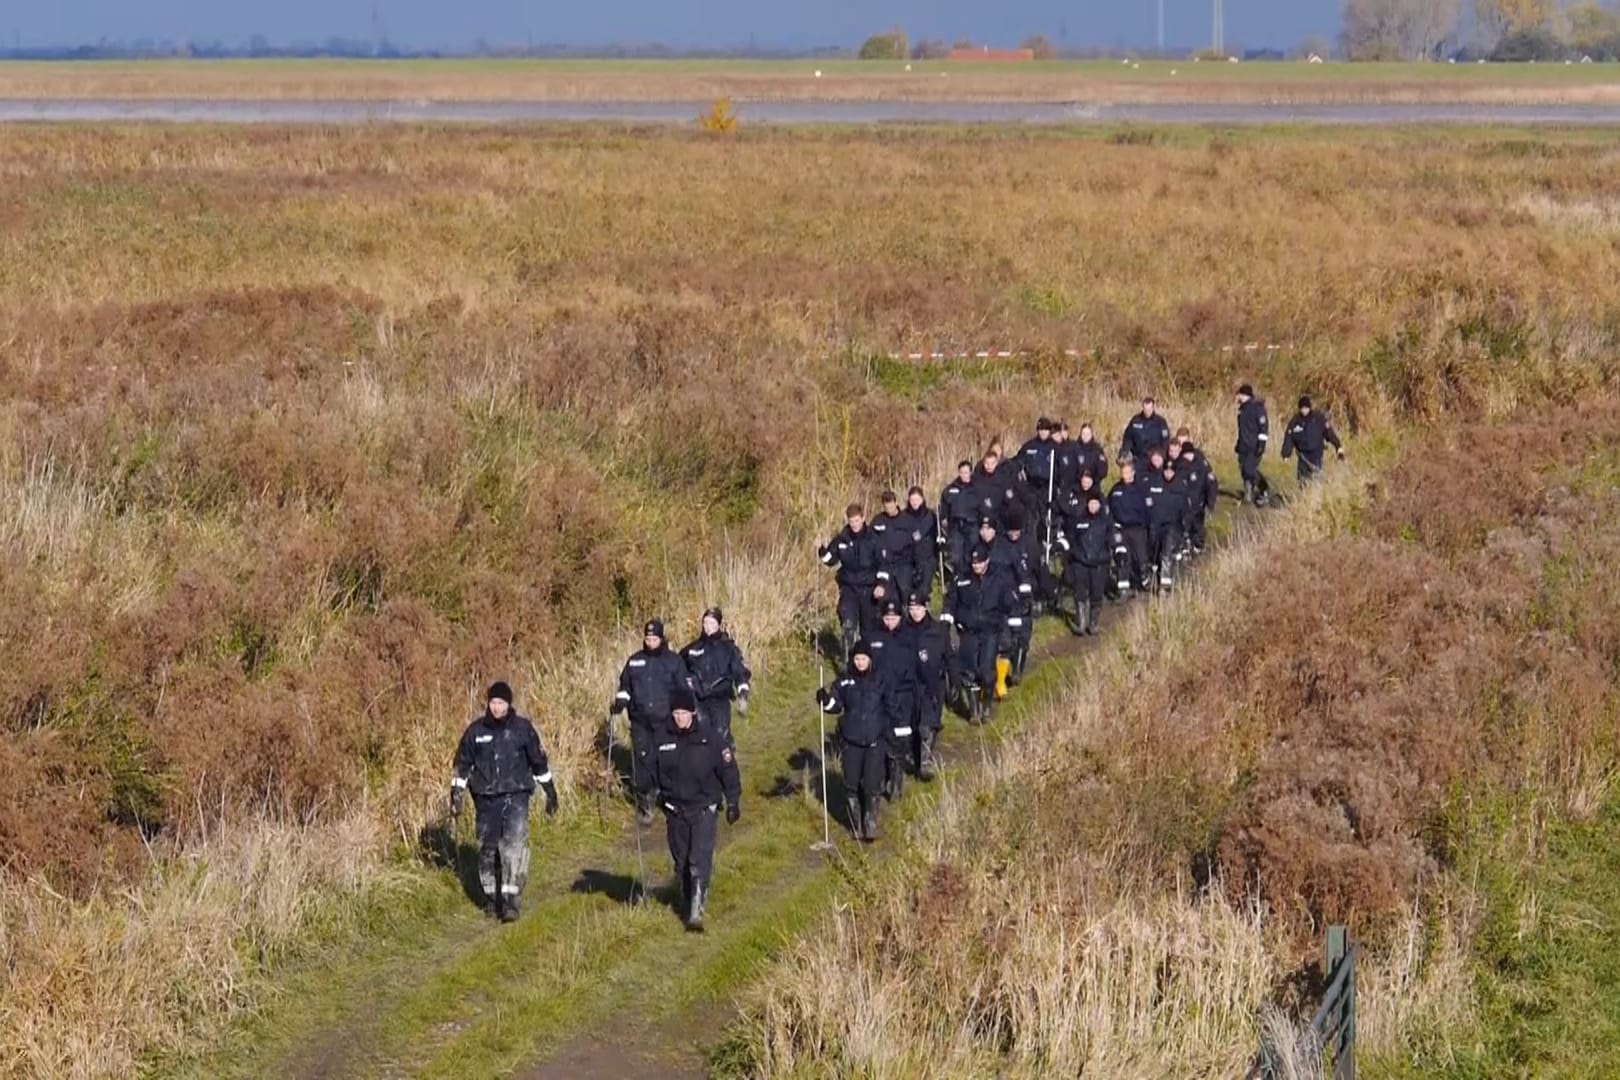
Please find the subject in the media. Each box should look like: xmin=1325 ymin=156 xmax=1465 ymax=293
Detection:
xmin=882 ymin=343 xmax=1293 ymax=361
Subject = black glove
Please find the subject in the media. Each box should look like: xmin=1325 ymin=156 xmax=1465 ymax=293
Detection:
xmin=449 ymin=787 xmax=464 ymax=818
xmin=817 ymin=543 xmax=829 ymax=560
xmin=542 ymin=781 xmax=559 ymax=817
xmin=726 ymin=803 xmax=741 ymax=825
xmin=609 ymin=699 xmax=626 ymax=716
xmin=815 ymin=687 xmax=830 ymax=707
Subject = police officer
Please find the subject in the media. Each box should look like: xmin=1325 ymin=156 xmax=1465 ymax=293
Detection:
xmin=872 ymin=490 xmax=916 ymax=604
xmin=1107 ymin=460 xmax=1151 ymax=596
xmin=451 ymin=682 xmax=559 ymax=923
xmin=902 ymin=486 xmax=941 ymax=597
xmin=1074 ymin=422 xmax=1110 ymax=488
xmin=943 ymin=545 xmax=1019 ymax=724
xmin=1147 ymin=460 xmax=1189 ymax=592
xmin=648 ymin=687 xmax=741 ymax=931
xmin=818 ymin=503 xmax=880 ymax=658
xmin=939 ymin=461 xmax=981 ymax=583
xmin=816 ymin=640 xmax=897 ymax=842
xmin=1235 ymin=384 xmax=1272 ymax=506
xmin=611 ymin=619 xmax=693 ymax=825
xmin=1280 ymin=395 xmax=1346 ymax=482
xmin=1120 ymin=396 xmax=1172 ymax=474
xmin=1057 ymin=493 xmax=1114 ymax=636
xmin=972 ymin=449 xmax=1012 ymax=524
xmin=902 ymin=591 xmax=949 ymax=782
xmin=999 ymin=512 xmax=1039 ymax=683
xmin=867 ymin=599 xmax=916 ymax=802
xmin=680 ymin=607 xmax=752 ymax=745
xmin=1178 ymin=440 xmax=1220 ymax=556
xmin=1047 ymin=421 xmax=1075 ymax=499
xmin=1018 ymin=417 xmax=1057 ymax=535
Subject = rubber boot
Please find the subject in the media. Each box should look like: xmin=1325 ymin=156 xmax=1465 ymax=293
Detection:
xmin=919 ymin=731 xmax=938 ymax=782
xmin=890 ymin=760 xmax=905 ymax=802
xmin=686 ymin=879 xmax=707 ymax=932
xmin=500 ymin=894 xmax=520 ymax=924
xmin=862 ymin=800 xmax=880 ymax=843
xmin=1076 ymin=600 xmax=1092 ymax=636
xmin=1015 ymin=647 xmax=1029 ymax=682
xmin=995 ymin=657 xmax=1011 ymax=701
xmin=846 ymin=795 xmax=863 ymax=840
xmin=1242 ymin=479 xmax=1255 ymax=506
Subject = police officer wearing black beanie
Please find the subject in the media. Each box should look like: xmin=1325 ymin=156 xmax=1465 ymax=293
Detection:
xmin=450 ymin=681 xmax=558 ymax=923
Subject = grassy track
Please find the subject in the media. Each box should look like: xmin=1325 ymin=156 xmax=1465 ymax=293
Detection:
xmin=158 ymin=585 xmax=1134 ymax=1078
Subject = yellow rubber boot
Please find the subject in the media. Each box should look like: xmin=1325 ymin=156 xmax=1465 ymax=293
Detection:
xmin=995 ymin=656 xmax=1011 ymax=701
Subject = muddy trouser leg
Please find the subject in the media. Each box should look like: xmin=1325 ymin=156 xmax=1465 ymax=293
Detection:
xmin=836 ymin=584 xmax=861 ymax=656
xmin=1298 ymin=457 xmax=1322 ymax=485
xmin=473 ymin=794 xmax=503 ymax=904
xmin=1151 ymin=526 xmax=1179 ymax=589
xmin=498 ymin=793 xmax=532 ymax=902
xmin=1189 ymin=510 xmax=1208 ymax=551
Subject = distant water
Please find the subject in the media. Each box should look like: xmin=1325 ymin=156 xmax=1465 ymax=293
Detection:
xmin=2 ymin=99 xmax=1618 ymax=126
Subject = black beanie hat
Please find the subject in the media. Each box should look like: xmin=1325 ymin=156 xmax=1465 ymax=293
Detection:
xmin=670 ymin=687 xmax=698 ymax=714
xmin=487 ymin=681 xmax=513 ymax=706
xmin=644 ymin=618 xmax=665 ymax=638
xmin=702 ymin=606 xmax=723 ymax=626
xmin=1238 ymin=383 xmax=1254 ymax=397
xmin=1299 ymin=395 xmax=1313 ymax=410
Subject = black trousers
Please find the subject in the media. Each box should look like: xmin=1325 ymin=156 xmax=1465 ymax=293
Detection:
xmin=629 ymin=720 xmax=660 ymax=799
xmin=841 ymin=741 xmax=887 ymax=804
xmin=665 ymin=803 xmax=719 ymax=894
xmin=1151 ymin=523 xmax=1183 ymax=584
xmin=1118 ymin=525 xmax=1150 ymax=590
xmin=1187 ymin=510 xmax=1208 ymax=550
xmin=885 ymin=686 xmax=916 ymax=768
xmin=1296 ymin=455 xmax=1326 ymax=483
xmin=1067 ymin=561 xmax=1109 ymax=604
xmin=956 ymin=629 xmax=999 ymax=689
xmin=947 ymin=526 xmax=974 ymax=581
xmin=698 ymin=697 xmax=734 ymax=743
xmin=914 ymin=688 xmax=945 ymax=733
xmin=473 ymin=792 xmax=531 ymax=904
xmin=1239 ymin=451 xmax=1270 ymax=497
xmin=837 ymin=583 xmax=879 ymax=642
xmin=1005 ymin=611 xmax=1032 ymax=663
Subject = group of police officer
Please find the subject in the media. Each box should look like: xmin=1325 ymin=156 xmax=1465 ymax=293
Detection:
xmin=446 ymin=386 xmax=1345 ymax=929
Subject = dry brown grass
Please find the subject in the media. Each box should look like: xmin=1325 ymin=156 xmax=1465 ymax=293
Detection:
xmin=5 ymin=59 xmax=1620 ymax=105
xmin=3 ymin=123 xmax=1620 ymax=1072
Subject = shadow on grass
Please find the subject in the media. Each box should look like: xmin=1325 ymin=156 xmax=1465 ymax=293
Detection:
xmin=570 ymin=868 xmax=683 ymax=922
xmin=418 ymin=819 xmax=486 ymax=908
xmin=774 ymin=746 xmax=856 ymax=835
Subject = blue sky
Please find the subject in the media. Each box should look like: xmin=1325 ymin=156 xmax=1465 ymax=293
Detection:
xmin=18 ymin=1 xmax=1341 ymax=51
